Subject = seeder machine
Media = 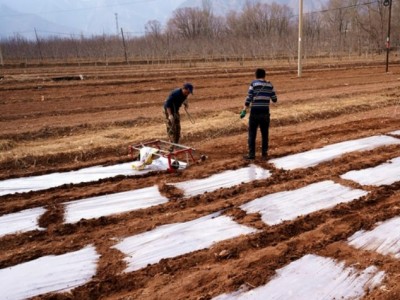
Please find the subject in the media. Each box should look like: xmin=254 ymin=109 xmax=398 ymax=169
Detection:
xmin=128 ymin=139 xmax=200 ymax=173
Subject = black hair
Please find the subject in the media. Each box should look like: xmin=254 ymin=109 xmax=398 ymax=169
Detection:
xmin=255 ymin=68 xmax=266 ymax=78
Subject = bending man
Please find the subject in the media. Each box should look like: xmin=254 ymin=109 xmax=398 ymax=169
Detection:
xmin=163 ymin=83 xmax=194 ymax=144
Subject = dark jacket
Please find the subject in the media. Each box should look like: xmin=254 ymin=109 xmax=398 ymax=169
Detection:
xmin=164 ymin=88 xmax=187 ymax=114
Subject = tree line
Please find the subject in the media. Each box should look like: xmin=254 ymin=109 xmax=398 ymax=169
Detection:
xmin=1 ymin=0 xmax=399 ymax=64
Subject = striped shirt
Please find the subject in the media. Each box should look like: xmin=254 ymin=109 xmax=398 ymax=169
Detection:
xmin=245 ymin=79 xmax=277 ymax=114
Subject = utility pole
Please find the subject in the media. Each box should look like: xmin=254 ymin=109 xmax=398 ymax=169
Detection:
xmin=115 ymin=13 xmax=119 ymax=36
xmin=298 ymin=0 xmax=303 ymax=77
xmin=34 ymin=28 xmax=43 ymax=61
xmin=0 ymin=44 xmax=4 ymax=66
xmin=384 ymin=0 xmax=392 ymax=72
xmin=120 ymin=28 xmax=128 ymax=64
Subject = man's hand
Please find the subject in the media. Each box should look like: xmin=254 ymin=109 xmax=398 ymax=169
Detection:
xmin=240 ymin=109 xmax=246 ymax=119
xmin=168 ymin=114 xmax=174 ymax=123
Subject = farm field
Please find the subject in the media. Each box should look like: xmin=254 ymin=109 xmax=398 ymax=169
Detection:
xmin=0 ymin=58 xmax=400 ymax=299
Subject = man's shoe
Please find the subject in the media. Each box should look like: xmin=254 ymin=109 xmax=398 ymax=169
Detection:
xmin=243 ymin=155 xmax=255 ymax=160
xmin=261 ymin=154 xmax=268 ymax=161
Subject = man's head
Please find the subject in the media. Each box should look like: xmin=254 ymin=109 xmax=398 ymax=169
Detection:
xmin=255 ymin=68 xmax=266 ymax=79
xmin=183 ymin=83 xmax=194 ymax=96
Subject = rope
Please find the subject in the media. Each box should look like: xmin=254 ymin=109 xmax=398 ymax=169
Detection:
xmin=186 ymin=77 xmax=275 ymax=148
xmin=191 ymin=81 xmax=267 ymax=146
xmin=184 ymin=106 xmax=196 ymax=124
xmin=199 ymin=115 xmax=245 ymax=145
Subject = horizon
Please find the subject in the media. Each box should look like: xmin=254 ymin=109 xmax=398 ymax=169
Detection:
xmin=0 ymin=0 xmax=323 ymax=40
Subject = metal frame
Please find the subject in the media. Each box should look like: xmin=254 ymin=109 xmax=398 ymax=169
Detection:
xmin=128 ymin=139 xmax=196 ymax=173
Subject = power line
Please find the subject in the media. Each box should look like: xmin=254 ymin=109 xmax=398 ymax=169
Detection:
xmin=2 ymin=29 xmax=147 ymax=38
xmin=303 ymin=0 xmax=400 ymax=17
xmin=311 ymin=0 xmax=379 ymax=14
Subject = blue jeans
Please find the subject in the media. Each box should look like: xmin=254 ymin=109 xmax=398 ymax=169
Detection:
xmin=248 ymin=113 xmax=270 ymax=157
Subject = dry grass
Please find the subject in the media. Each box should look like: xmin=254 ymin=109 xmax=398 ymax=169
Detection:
xmin=0 ymin=140 xmax=16 ymax=151
xmin=0 ymin=111 xmax=243 ymax=162
xmin=1 ymin=93 xmax=398 ymax=165
xmin=274 ymin=95 xmax=399 ymax=123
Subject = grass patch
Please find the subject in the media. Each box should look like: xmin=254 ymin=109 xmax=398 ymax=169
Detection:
xmin=0 ymin=139 xmax=16 ymax=151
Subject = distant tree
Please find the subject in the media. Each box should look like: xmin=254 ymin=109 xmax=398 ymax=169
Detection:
xmin=166 ymin=5 xmax=219 ymax=40
xmin=355 ymin=0 xmax=390 ymax=53
xmin=144 ymin=20 xmax=163 ymax=57
xmin=322 ymin=0 xmax=353 ymax=55
xmin=145 ymin=20 xmax=162 ymax=37
xmin=225 ymin=2 xmax=294 ymax=58
xmin=1 ymin=0 xmax=399 ymax=62
xmin=303 ymin=13 xmax=323 ymax=55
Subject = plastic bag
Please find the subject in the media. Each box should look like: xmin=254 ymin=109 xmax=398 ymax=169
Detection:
xmin=131 ymin=146 xmax=159 ymax=170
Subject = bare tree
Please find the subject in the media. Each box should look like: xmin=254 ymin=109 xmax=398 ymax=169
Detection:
xmin=356 ymin=0 xmax=390 ymax=53
xmin=145 ymin=20 xmax=162 ymax=37
xmin=167 ymin=5 xmax=219 ymax=40
xmin=1 ymin=0 xmax=398 ymax=63
xmin=322 ymin=0 xmax=353 ymax=55
xmin=303 ymin=13 xmax=323 ymax=55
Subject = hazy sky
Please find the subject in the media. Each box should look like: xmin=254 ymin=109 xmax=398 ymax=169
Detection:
xmin=0 ymin=0 xmax=186 ymax=38
xmin=0 ymin=0 xmax=323 ymax=39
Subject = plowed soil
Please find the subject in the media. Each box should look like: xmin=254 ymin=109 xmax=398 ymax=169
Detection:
xmin=1 ymin=58 xmax=400 ymax=300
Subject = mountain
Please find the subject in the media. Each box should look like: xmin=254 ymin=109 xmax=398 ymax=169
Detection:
xmin=0 ymin=0 xmax=326 ymax=40
xmin=0 ymin=3 xmax=80 ymax=40
xmin=0 ymin=0 xmax=184 ymax=39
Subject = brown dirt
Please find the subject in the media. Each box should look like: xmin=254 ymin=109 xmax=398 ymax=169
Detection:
xmin=1 ymin=58 xmax=400 ymax=300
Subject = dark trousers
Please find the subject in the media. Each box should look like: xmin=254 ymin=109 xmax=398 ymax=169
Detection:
xmin=248 ymin=113 xmax=270 ymax=157
xmin=164 ymin=109 xmax=181 ymax=144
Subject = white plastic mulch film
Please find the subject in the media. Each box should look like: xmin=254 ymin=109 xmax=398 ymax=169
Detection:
xmin=269 ymin=135 xmax=400 ymax=170
xmin=64 ymin=185 xmax=169 ymax=223
xmin=240 ymin=180 xmax=368 ymax=226
xmin=113 ymin=213 xmax=257 ymax=272
xmin=0 ymin=207 xmax=46 ymax=238
xmin=0 ymin=246 xmax=99 ymax=300
xmin=348 ymin=216 xmax=400 ymax=259
xmin=341 ymin=156 xmax=400 ymax=186
xmin=389 ymin=129 xmax=400 ymax=136
xmin=170 ymin=165 xmax=271 ymax=198
xmin=1 ymin=132 xmax=399 ymax=300
xmin=213 ymin=254 xmax=385 ymax=300
xmin=0 ymin=157 xmax=182 ymax=197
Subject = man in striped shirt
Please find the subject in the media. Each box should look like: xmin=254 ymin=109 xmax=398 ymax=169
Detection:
xmin=240 ymin=68 xmax=277 ymax=160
